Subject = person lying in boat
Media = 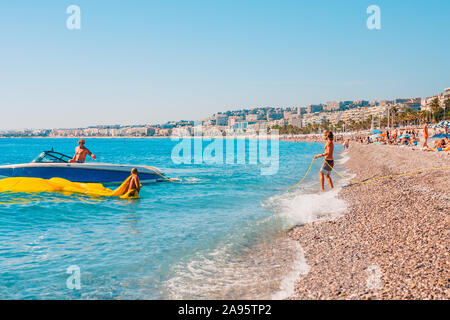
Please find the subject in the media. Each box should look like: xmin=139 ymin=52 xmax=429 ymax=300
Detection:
xmin=128 ymin=168 xmax=142 ymax=196
xmin=69 ymin=139 xmax=97 ymax=163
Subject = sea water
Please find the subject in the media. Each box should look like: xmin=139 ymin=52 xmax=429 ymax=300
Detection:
xmin=0 ymin=138 xmax=344 ymax=299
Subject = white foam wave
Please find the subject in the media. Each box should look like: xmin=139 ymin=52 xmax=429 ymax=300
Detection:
xmin=181 ymin=177 xmax=207 ymax=184
xmin=337 ymin=154 xmax=350 ymax=164
xmin=163 ymin=156 xmax=351 ymax=300
xmin=260 ymin=183 xmax=348 ymax=299
xmin=264 ymin=187 xmax=347 ymax=226
xmin=271 ymin=241 xmax=310 ymax=299
xmin=162 ymin=236 xmax=305 ymax=299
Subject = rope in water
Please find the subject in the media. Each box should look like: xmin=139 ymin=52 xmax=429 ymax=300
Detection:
xmin=288 ymin=157 xmax=450 ymax=190
xmin=143 ymin=166 xmax=180 ymax=182
xmin=287 ymin=158 xmax=316 ymax=190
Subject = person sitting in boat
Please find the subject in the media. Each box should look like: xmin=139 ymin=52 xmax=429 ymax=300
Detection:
xmin=128 ymin=168 xmax=142 ymax=195
xmin=69 ymin=139 xmax=97 ymax=163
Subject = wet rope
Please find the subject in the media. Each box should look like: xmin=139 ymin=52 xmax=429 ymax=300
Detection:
xmin=287 ymin=158 xmax=315 ymax=190
xmin=325 ymin=162 xmax=450 ymax=185
xmin=143 ymin=166 xmax=179 ymax=182
xmin=288 ymin=158 xmax=450 ymax=190
xmin=146 ymin=158 xmax=450 ymax=187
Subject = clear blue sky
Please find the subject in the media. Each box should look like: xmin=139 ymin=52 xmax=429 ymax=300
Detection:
xmin=0 ymin=0 xmax=449 ymax=129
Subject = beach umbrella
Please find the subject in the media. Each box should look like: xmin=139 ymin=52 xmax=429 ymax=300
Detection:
xmin=370 ymin=134 xmax=382 ymax=139
xmin=371 ymin=130 xmax=382 ymax=134
xmin=430 ymin=133 xmax=450 ymax=139
xmin=432 ymin=120 xmax=448 ymax=128
xmin=436 ymin=120 xmax=449 ymax=128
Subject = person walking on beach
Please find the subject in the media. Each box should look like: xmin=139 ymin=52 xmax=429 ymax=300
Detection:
xmin=314 ymin=131 xmax=334 ymax=191
xmin=343 ymin=139 xmax=350 ymax=150
xmin=69 ymin=139 xmax=97 ymax=163
xmin=423 ymin=123 xmax=429 ymax=149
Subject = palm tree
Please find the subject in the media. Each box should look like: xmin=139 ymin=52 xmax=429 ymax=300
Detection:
xmin=430 ymin=98 xmax=440 ymax=122
xmin=346 ymin=119 xmax=356 ymax=131
xmin=320 ymin=119 xmax=331 ymax=131
xmin=444 ymin=98 xmax=450 ymax=120
xmin=312 ymin=122 xmax=320 ymax=133
xmin=402 ymin=107 xmax=418 ymax=126
xmin=336 ymin=120 xmax=345 ymax=132
xmin=380 ymin=115 xmax=389 ymax=128
xmin=389 ymin=105 xmax=398 ymax=127
xmin=418 ymin=110 xmax=427 ymax=124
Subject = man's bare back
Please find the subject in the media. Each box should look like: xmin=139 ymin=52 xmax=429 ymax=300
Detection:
xmin=128 ymin=168 xmax=142 ymax=195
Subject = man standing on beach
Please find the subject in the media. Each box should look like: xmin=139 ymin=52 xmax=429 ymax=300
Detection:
xmin=314 ymin=131 xmax=334 ymax=191
xmin=423 ymin=123 xmax=429 ymax=148
xmin=69 ymin=139 xmax=97 ymax=163
xmin=343 ymin=139 xmax=350 ymax=149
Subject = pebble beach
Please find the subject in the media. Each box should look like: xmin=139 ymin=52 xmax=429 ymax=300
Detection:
xmin=289 ymin=143 xmax=449 ymax=300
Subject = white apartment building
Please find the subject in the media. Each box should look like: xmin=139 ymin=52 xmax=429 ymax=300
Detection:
xmin=246 ymin=114 xmax=259 ymax=121
xmin=215 ymin=114 xmax=228 ymax=126
xmin=421 ymin=88 xmax=450 ymax=111
xmin=300 ymin=104 xmax=389 ymax=127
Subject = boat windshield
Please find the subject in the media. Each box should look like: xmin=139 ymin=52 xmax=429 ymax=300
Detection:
xmin=32 ymin=151 xmax=72 ymax=163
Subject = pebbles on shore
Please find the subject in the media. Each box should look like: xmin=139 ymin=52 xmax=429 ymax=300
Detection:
xmin=288 ymin=144 xmax=449 ymax=300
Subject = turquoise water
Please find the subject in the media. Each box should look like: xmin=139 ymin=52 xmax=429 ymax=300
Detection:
xmin=0 ymin=138 xmax=341 ymax=299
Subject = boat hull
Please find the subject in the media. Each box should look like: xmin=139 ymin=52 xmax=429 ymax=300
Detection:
xmin=0 ymin=163 xmax=163 ymax=184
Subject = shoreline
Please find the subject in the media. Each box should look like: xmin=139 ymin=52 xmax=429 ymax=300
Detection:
xmin=287 ymin=143 xmax=449 ymax=299
xmin=1 ymin=136 xmax=447 ymax=299
xmin=0 ymin=136 xmax=329 ymax=140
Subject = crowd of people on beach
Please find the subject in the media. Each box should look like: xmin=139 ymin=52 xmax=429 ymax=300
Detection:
xmin=350 ymin=123 xmax=449 ymax=153
xmin=282 ymin=122 xmax=449 ymax=155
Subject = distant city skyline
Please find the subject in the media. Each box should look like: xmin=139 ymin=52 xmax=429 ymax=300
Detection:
xmin=0 ymin=0 xmax=449 ymax=130
xmin=2 ymin=86 xmax=448 ymax=137
xmin=1 ymin=87 xmax=446 ymax=132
